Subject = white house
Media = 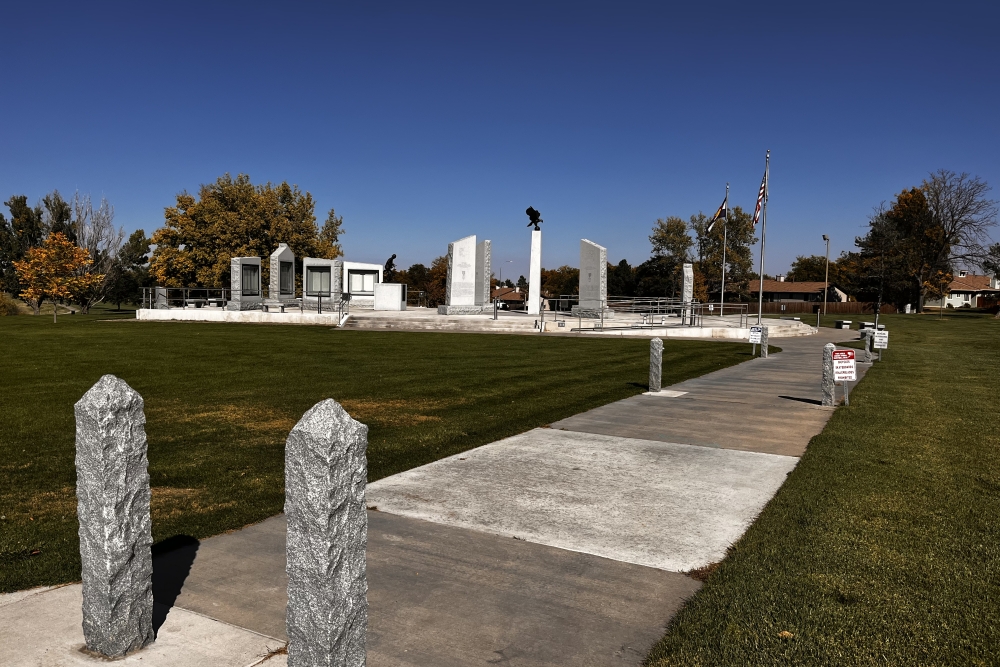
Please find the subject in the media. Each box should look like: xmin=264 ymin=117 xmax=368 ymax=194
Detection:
xmin=924 ymin=270 xmax=1000 ymax=308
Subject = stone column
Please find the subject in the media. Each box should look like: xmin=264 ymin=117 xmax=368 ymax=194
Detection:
xmin=286 ymin=399 xmax=368 ymax=667
xmin=475 ymin=239 xmax=491 ymax=307
xmin=681 ymin=263 xmax=694 ymax=324
xmin=649 ymin=338 xmax=663 ymax=392
xmin=527 ymin=229 xmax=542 ymax=315
xmin=74 ymin=375 xmax=154 ymax=658
xmin=822 ymin=343 xmax=835 ymax=406
xmin=760 ymin=326 xmax=770 ymax=358
xmin=860 ymin=329 xmax=873 ymax=363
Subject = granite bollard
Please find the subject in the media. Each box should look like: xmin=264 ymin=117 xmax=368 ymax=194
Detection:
xmin=74 ymin=375 xmax=154 ymax=658
xmin=760 ymin=325 xmax=770 ymax=358
xmin=860 ymin=329 xmax=873 ymax=363
xmin=649 ymin=338 xmax=663 ymax=392
xmin=822 ymin=343 xmax=835 ymax=406
xmin=286 ymin=400 xmax=368 ymax=667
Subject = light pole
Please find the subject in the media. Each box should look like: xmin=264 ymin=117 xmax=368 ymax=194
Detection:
xmin=498 ymin=260 xmax=513 ymax=288
xmin=822 ymin=234 xmax=830 ymax=317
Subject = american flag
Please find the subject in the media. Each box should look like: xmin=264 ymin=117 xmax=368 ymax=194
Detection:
xmin=752 ymin=169 xmax=767 ymax=228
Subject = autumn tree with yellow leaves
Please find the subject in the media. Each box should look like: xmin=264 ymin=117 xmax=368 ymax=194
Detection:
xmin=13 ymin=232 xmax=103 ymax=317
xmin=150 ymin=174 xmax=343 ymax=289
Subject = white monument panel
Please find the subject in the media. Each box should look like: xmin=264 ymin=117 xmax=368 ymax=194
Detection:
xmin=447 ymin=235 xmax=477 ymax=306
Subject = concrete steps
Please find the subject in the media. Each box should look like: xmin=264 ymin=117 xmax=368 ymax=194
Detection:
xmin=341 ymin=314 xmax=540 ymax=333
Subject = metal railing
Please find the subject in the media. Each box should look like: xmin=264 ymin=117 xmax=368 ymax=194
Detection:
xmin=533 ymin=294 xmax=750 ymax=332
xmin=142 ymin=287 xmax=354 ymax=321
xmin=143 ymin=287 xmax=233 ymax=310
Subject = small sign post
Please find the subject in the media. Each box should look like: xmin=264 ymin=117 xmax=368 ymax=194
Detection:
xmin=873 ymin=330 xmax=888 ymax=361
xmin=749 ymin=325 xmax=763 ymax=356
xmin=833 ymin=349 xmax=857 ymax=405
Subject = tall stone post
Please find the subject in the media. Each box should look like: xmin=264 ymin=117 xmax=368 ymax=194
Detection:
xmin=681 ymin=263 xmax=694 ymax=324
xmin=822 ymin=343 xmax=836 ymax=406
xmin=527 ymin=229 xmax=542 ymax=316
xmin=649 ymin=338 xmax=663 ymax=392
xmin=860 ymin=329 xmax=873 ymax=363
xmin=475 ymin=239 xmax=492 ymax=307
xmin=286 ymin=400 xmax=368 ymax=667
xmin=760 ymin=326 xmax=770 ymax=358
xmin=74 ymin=375 xmax=154 ymax=658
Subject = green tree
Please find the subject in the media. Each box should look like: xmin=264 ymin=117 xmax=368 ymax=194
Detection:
xmin=607 ymin=258 xmax=635 ymax=296
xmin=0 ymin=196 xmax=45 ymax=294
xmin=108 ymin=230 xmax=152 ymax=310
xmin=150 ymin=174 xmax=341 ymax=289
xmin=541 ymin=265 xmax=579 ymax=297
xmin=516 ymin=275 xmax=528 ymax=290
xmin=787 ymin=255 xmax=830 ymax=282
xmin=696 ymin=205 xmax=756 ymax=301
xmin=650 ymin=216 xmax=693 ymax=261
xmin=319 ymin=208 xmax=345 ymax=257
xmin=42 ymin=191 xmax=74 ymax=242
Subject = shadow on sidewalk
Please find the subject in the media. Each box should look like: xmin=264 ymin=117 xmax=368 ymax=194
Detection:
xmin=151 ymin=534 xmax=200 ymax=635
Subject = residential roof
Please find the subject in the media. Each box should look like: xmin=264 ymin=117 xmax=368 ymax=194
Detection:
xmin=749 ymin=280 xmax=828 ymax=294
xmin=948 ymin=274 xmax=997 ymax=292
xmin=492 ymin=287 xmax=526 ymax=301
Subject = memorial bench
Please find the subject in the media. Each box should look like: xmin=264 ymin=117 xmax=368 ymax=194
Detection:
xmin=263 ymin=299 xmax=300 ymax=313
xmin=835 ymin=320 xmax=852 ymax=329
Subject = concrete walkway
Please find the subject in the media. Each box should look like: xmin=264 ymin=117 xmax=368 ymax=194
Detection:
xmin=1 ymin=328 xmax=867 ymax=666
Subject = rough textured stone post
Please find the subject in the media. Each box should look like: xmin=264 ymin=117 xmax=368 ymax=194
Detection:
xmin=860 ymin=329 xmax=873 ymax=363
xmin=822 ymin=343 xmax=835 ymax=406
xmin=75 ymin=375 xmax=154 ymax=658
xmin=286 ymin=400 xmax=368 ymax=667
xmin=649 ymin=338 xmax=663 ymax=392
xmin=760 ymin=326 xmax=770 ymax=358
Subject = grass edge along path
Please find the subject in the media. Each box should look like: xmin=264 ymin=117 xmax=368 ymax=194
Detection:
xmin=644 ymin=312 xmax=1000 ymax=667
xmin=1 ymin=314 xmax=753 ymax=594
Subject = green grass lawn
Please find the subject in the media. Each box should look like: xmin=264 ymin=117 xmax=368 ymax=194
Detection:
xmin=0 ymin=308 xmax=750 ymax=594
xmin=646 ymin=310 xmax=1000 ymax=666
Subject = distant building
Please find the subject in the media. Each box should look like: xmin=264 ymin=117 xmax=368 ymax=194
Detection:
xmin=492 ymin=286 xmax=526 ymax=309
xmin=749 ymin=276 xmax=847 ymax=303
xmin=924 ymin=271 xmax=1000 ymax=308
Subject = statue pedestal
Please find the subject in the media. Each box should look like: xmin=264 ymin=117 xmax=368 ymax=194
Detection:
xmin=527 ymin=229 xmax=541 ymax=315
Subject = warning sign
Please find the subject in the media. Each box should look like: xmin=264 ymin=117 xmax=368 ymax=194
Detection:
xmin=873 ymin=331 xmax=888 ymax=349
xmin=749 ymin=326 xmax=763 ymax=344
xmin=833 ymin=349 xmax=856 ymax=382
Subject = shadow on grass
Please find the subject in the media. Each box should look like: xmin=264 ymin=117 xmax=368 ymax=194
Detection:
xmin=151 ymin=534 xmax=200 ymax=634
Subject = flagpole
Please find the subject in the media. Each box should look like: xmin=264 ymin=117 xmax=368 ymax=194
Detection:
xmin=720 ymin=182 xmax=728 ymax=319
xmin=756 ymin=150 xmax=770 ymax=325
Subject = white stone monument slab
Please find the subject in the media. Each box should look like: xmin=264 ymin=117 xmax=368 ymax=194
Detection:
xmin=302 ymin=258 xmax=342 ymax=311
xmin=228 ymin=257 xmax=262 ymax=311
xmin=438 ymin=235 xmax=484 ymax=314
xmin=573 ymin=239 xmax=613 ymax=318
xmin=527 ymin=229 xmax=542 ymax=316
xmin=269 ymin=244 xmax=296 ymax=302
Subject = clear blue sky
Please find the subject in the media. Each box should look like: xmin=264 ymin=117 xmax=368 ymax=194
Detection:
xmin=3 ymin=1 xmax=998 ymax=280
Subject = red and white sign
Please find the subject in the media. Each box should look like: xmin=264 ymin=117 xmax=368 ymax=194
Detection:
xmin=833 ymin=349 xmax=856 ymax=382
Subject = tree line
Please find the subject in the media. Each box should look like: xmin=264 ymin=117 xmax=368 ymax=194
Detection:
xmin=5 ymin=169 xmax=993 ymax=315
xmin=784 ymin=170 xmax=997 ymax=312
xmin=0 ymin=190 xmax=151 ymax=314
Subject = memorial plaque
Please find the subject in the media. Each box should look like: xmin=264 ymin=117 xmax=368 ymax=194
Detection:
xmin=446 ymin=236 xmax=477 ymax=306
xmin=833 ymin=349 xmax=857 ymax=382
